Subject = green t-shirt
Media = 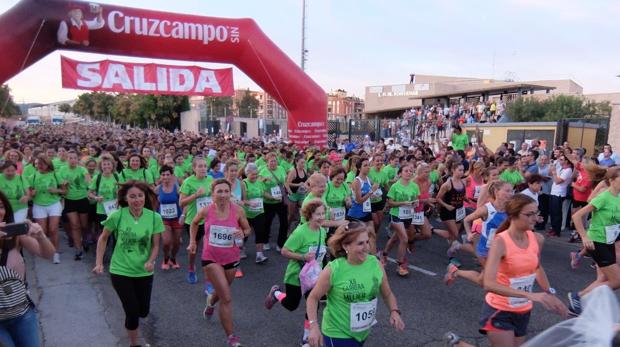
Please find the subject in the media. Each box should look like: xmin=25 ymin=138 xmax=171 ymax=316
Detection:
xmin=588 ymin=190 xmax=620 ymax=244
xmin=499 ymin=169 xmax=524 ymax=186
xmin=345 ymin=171 xmax=355 ymax=185
xmin=26 ymin=172 xmax=62 ymax=206
xmin=236 ymin=151 xmax=246 ymax=160
xmin=451 ymin=133 xmax=469 ymax=151
xmin=325 ymin=181 xmax=350 ymax=208
xmin=283 ymin=223 xmax=327 ymax=286
xmin=255 ymin=157 xmax=267 ymax=170
xmin=182 ymin=155 xmax=194 ymax=175
xmin=179 ymin=175 xmax=214 ymax=225
xmin=59 ymin=165 xmax=89 ymax=200
xmin=0 ymin=174 xmax=27 ymax=211
xmin=242 ymin=178 xmax=265 ymax=218
xmin=101 ymin=207 xmax=164 ymax=277
xmin=89 ymin=173 xmax=120 ymax=215
xmin=321 ymin=255 xmax=383 ymax=342
xmin=280 ymin=160 xmax=293 ymax=173
xmin=22 ymin=164 xmax=36 ymax=181
xmin=259 ymin=166 xmax=287 ymax=204
xmin=368 ymin=167 xmax=388 ymax=203
xmin=121 ymin=168 xmax=155 ymax=185
xmin=174 ymin=165 xmax=187 ymax=179
xmin=429 ymin=170 xmax=439 ymax=184
xmin=52 ymin=158 xmax=69 ymax=172
xmin=381 ymin=165 xmax=398 ymax=183
xmin=387 ymin=179 xmax=420 ymax=217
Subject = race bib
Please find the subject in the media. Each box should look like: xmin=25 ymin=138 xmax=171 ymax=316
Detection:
xmin=196 ymin=196 xmax=213 ymax=210
xmin=350 ymin=298 xmax=378 ymax=333
xmin=298 ymin=184 xmax=308 ymax=194
xmin=398 ymin=205 xmax=413 ymax=219
xmin=412 ymin=212 xmax=425 ymax=225
xmin=103 ymin=200 xmax=118 ymax=216
xmin=270 ymin=186 xmax=282 ymax=200
xmin=160 ymin=203 xmax=178 ymax=219
xmin=474 ymin=185 xmax=482 ymax=199
xmin=605 ymin=224 xmax=620 ymax=244
xmin=455 ymin=207 xmax=466 ymax=222
xmin=485 ymin=228 xmax=497 ymax=249
xmin=307 ymin=245 xmax=327 ymax=263
xmin=331 ymin=207 xmax=346 ymax=221
xmin=372 ymin=188 xmax=383 ymax=198
xmin=248 ymin=198 xmax=264 ymax=212
xmin=508 ymin=274 xmax=536 ymax=308
xmin=208 ymin=225 xmax=236 ymax=248
xmin=362 ymin=199 xmax=371 ymax=213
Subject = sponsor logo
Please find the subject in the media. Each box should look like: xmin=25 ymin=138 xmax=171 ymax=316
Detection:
xmin=107 ymin=10 xmax=240 ymax=45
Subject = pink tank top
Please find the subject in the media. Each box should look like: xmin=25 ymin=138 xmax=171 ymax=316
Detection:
xmin=485 ymin=230 xmax=539 ymax=313
xmin=201 ymin=202 xmax=240 ymax=265
xmin=464 ymin=176 xmax=482 ymax=209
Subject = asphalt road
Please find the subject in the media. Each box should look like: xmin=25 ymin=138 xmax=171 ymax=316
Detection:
xmin=89 ymin=219 xmax=613 ymax=347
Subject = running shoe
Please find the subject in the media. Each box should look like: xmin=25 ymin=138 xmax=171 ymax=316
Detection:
xmin=53 ymin=253 xmax=60 ymax=264
xmin=170 ymin=258 xmax=180 ymax=269
xmin=204 ymin=282 xmax=214 ymax=296
xmin=255 ymin=253 xmax=268 ymax=264
xmin=263 ymin=244 xmax=271 ymax=251
xmin=265 ymin=285 xmax=280 ymax=310
xmin=275 ymin=245 xmax=282 ymax=252
xmin=407 ymin=241 xmax=415 ymax=254
xmin=239 ymin=248 xmax=247 ymax=259
xmin=203 ymin=293 xmax=215 ymax=320
xmin=568 ymin=231 xmax=580 ymax=243
xmin=570 ymin=251 xmax=580 ymax=270
xmin=446 ymin=241 xmax=460 ymax=258
xmin=567 ymin=292 xmax=582 ymax=316
xmin=448 ymin=257 xmax=462 ymax=268
xmin=443 ymin=332 xmax=461 ymax=347
xmin=227 ymin=334 xmax=243 ymax=347
xmin=546 ymin=230 xmax=559 ymax=237
xmin=397 ymin=264 xmax=409 ymax=277
xmin=377 ymin=251 xmax=388 ymax=266
xmin=161 ymin=260 xmax=170 ymax=270
xmin=187 ymin=270 xmax=198 ymax=284
xmin=444 ymin=263 xmax=458 ymax=286
xmin=235 ymin=268 xmax=244 ymax=278
xmin=74 ymin=252 xmax=83 ymax=261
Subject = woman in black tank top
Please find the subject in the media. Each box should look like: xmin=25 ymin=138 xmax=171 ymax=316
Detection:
xmin=285 ymin=155 xmax=308 ymax=231
xmin=436 ymin=161 xmax=467 ymax=259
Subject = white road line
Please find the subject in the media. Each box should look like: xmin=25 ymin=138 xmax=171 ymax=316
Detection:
xmin=386 ymin=257 xmax=437 ymax=277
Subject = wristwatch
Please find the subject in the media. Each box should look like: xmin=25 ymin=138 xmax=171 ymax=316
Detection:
xmin=546 ymin=287 xmax=556 ymax=295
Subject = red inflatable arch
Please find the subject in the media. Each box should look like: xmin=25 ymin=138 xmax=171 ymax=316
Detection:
xmin=0 ymin=0 xmax=327 ymax=145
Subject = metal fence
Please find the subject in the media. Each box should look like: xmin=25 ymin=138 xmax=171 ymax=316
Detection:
xmin=328 ymin=118 xmax=418 ymax=146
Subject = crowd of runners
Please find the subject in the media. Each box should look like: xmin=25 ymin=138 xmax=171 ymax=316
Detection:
xmin=0 ymin=121 xmax=618 ymax=347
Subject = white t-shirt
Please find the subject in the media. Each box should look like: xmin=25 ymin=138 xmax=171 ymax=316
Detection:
xmin=550 ymin=168 xmax=573 ymax=197
xmin=520 ymin=188 xmax=539 ymax=205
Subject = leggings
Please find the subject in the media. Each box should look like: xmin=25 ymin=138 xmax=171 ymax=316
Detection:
xmin=248 ymin=213 xmax=268 ymax=244
xmin=110 ymin=274 xmax=153 ymax=330
xmin=264 ymin=202 xmax=288 ymax=248
xmin=323 ymin=336 xmax=365 ymax=347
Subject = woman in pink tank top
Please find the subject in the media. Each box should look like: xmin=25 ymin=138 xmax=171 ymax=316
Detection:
xmin=187 ymin=179 xmax=251 ymax=347
xmin=464 ymin=161 xmax=484 ymax=209
xmin=480 ymin=194 xmax=568 ymax=347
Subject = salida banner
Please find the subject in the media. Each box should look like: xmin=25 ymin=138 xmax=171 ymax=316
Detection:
xmin=61 ymin=56 xmax=234 ymax=96
xmin=0 ymin=0 xmax=327 ymax=146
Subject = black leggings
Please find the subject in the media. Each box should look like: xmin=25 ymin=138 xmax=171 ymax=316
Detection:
xmin=264 ymin=202 xmax=289 ymax=248
xmin=248 ymin=213 xmax=268 ymax=244
xmin=110 ymin=274 xmax=153 ymax=330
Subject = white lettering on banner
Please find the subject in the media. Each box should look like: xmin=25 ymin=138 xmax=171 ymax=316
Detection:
xmin=76 ymin=63 xmax=101 ymax=87
xmin=102 ymin=64 xmax=133 ymax=89
xmin=73 ymin=63 xmax=225 ymax=94
xmin=108 ymin=11 xmax=240 ymax=45
xmin=297 ymin=121 xmax=326 ymax=128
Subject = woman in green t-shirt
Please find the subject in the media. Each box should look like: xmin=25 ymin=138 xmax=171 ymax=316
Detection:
xmin=28 ymin=154 xmax=65 ymax=264
xmin=120 ymin=154 xmax=155 ymax=186
xmin=88 ymin=156 xmax=120 ymax=239
xmin=568 ymin=167 xmax=620 ymax=316
xmin=325 ymin=167 xmax=352 ymax=229
xmin=93 ymin=181 xmax=164 ymax=347
xmin=0 ymin=161 xmax=29 ymax=223
xmin=306 ymin=221 xmax=404 ymax=347
xmin=241 ymin=163 xmax=269 ymax=264
xmin=60 ymin=150 xmax=91 ymax=261
xmin=264 ymin=199 xmax=328 ymax=346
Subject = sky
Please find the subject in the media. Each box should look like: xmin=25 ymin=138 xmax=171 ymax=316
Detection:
xmin=2 ymin=0 xmax=620 ymax=104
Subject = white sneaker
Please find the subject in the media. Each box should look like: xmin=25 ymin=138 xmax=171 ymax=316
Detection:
xmin=255 ymin=254 xmax=268 ymax=264
xmin=275 ymin=246 xmax=282 ymax=252
xmin=53 ymin=253 xmax=60 ymax=264
xmin=263 ymin=244 xmax=271 ymax=251
xmin=239 ymin=248 xmax=247 ymax=259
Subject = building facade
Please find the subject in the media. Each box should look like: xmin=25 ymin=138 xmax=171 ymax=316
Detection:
xmin=327 ymin=89 xmax=364 ymax=120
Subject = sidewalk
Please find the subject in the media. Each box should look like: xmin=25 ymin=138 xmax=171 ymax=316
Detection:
xmin=27 ymin=237 xmax=121 ymax=347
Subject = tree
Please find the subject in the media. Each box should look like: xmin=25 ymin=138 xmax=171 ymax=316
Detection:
xmin=72 ymin=93 xmax=94 ymax=117
xmin=237 ymin=89 xmax=259 ymax=117
xmin=506 ymin=95 xmax=612 ymax=122
xmin=0 ymin=84 xmax=21 ymax=117
xmin=206 ymin=96 xmax=233 ymax=117
xmin=58 ymin=103 xmax=72 ymax=114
